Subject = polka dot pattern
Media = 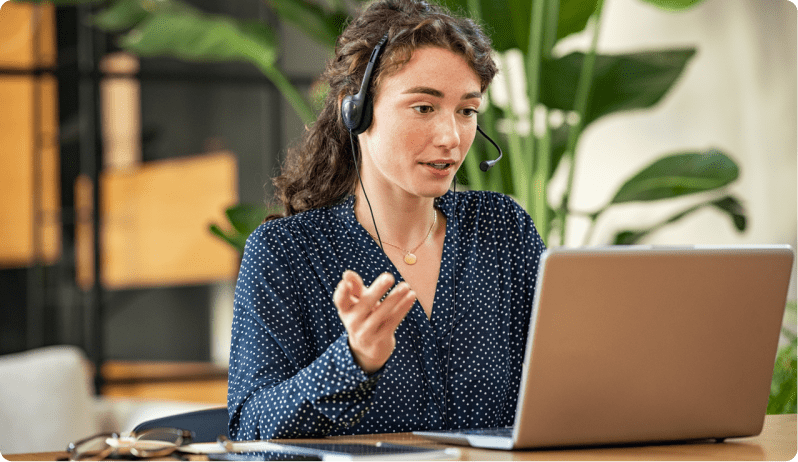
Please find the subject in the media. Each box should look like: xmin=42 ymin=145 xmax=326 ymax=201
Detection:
xmin=227 ymin=190 xmax=545 ymax=440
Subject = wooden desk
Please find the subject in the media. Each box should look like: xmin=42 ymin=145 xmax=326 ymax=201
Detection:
xmin=4 ymin=414 xmax=795 ymax=461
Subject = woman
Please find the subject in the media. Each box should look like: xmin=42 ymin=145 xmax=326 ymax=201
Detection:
xmin=227 ymin=0 xmax=546 ymax=440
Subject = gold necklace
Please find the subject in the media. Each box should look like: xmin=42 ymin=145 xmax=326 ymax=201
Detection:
xmin=371 ymin=210 xmax=437 ymax=265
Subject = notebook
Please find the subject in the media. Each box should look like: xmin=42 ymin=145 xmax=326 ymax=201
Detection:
xmin=414 ymin=245 xmax=795 ymax=449
xmin=185 ymin=441 xmax=460 ymax=461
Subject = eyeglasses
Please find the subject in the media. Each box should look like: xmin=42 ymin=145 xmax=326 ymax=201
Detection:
xmin=65 ymin=427 xmax=193 ymax=460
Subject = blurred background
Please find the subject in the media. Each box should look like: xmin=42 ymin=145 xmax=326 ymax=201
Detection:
xmin=0 ymin=0 xmax=795 ymax=449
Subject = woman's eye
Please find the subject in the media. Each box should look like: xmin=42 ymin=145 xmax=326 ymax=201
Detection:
xmin=461 ymin=108 xmax=479 ymax=117
xmin=413 ymin=105 xmax=434 ymax=114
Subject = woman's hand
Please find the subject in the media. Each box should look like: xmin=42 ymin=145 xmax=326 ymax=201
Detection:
xmin=333 ymin=270 xmax=416 ymax=374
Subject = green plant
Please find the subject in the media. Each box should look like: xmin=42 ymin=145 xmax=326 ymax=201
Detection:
xmin=29 ymin=0 xmax=747 ymax=248
xmin=21 ymin=0 xmax=353 ymax=251
xmin=440 ymin=0 xmax=746 ymax=246
xmin=209 ymin=204 xmax=279 ymax=254
xmin=20 ymin=0 xmax=355 ymax=124
xmin=768 ymin=301 xmax=797 ymax=415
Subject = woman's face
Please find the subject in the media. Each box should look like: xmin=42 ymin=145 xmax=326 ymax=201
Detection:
xmin=358 ymin=46 xmax=483 ymax=201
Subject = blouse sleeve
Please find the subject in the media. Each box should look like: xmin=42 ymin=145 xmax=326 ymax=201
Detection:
xmin=227 ymin=222 xmax=381 ymax=440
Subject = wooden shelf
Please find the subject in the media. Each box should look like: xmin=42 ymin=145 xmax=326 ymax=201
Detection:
xmin=101 ymin=360 xmax=228 ymax=404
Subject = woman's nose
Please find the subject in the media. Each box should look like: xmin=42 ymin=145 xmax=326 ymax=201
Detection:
xmin=434 ymin=114 xmax=460 ymax=150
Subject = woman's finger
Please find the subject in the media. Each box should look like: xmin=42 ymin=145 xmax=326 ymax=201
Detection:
xmin=361 ymin=282 xmax=415 ymax=334
xmin=380 ymin=288 xmax=416 ymax=332
xmin=335 ymin=283 xmax=362 ymax=314
xmin=335 ymin=270 xmax=368 ymax=312
xmin=343 ymin=270 xmax=365 ymax=299
xmin=333 ymin=279 xmax=352 ymax=312
xmin=344 ymin=273 xmax=395 ymax=322
xmin=360 ymin=273 xmax=395 ymax=305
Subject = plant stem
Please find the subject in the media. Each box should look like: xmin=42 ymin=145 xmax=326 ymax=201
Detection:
xmin=559 ymin=0 xmax=605 ymax=246
xmin=467 ymin=0 xmax=482 ymax=18
xmin=526 ymin=0 xmax=545 ymax=107
xmin=581 ymin=208 xmax=604 ymax=246
xmin=534 ymin=115 xmax=551 ymax=242
xmin=506 ymin=119 xmax=528 ymax=205
xmin=325 ymin=0 xmax=347 ymax=11
xmin=254 ymin=61 xmax=315 ymax=124
xmin=496 ymin=52 xmax=531 ymax=205
xmin=542 ymin=0 xmax=560 ymax=60
xmin=463 ymin=0 xmax=486 ymax=192
xmin=533 ymin=0 xmax=559 ymax=244
xmin=524 ymin=0 xmax=546 ymax=226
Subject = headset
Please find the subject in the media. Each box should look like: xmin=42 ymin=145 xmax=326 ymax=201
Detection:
xmin=341 ymin=34 xmax=389 ymax=135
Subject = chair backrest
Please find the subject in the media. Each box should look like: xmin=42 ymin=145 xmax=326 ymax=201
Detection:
xmin=133 ymin=407 xmax=229 ymax=443
xmin=0 ymin=345 xmax=101 ymax=453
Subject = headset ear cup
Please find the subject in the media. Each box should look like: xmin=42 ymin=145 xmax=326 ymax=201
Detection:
xmin=341 ymin=94 xmax=360 ymax=132
xmin=341 ymin=33 xmax=388 ymax=135
xmin=355 ymin=97 xmax=373 ymax=135
xmin=340 ymin=93 xmax=373 ymax=135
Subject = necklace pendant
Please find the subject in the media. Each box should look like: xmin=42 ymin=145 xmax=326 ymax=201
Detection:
xmin=404 ymin=253 xmax=417 ymax=265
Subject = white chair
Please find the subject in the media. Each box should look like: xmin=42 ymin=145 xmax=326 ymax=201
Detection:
xmin=0 ymin=345 xmax=216 ymax=454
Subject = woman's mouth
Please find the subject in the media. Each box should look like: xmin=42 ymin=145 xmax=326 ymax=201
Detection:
xmin=425 ymin=162 xmax=452 ymax=170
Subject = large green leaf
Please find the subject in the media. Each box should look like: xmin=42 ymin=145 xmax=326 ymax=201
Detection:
xmin=265 ymin=0 xmax=350 ymax=48
xmin=92 ymin=0 xmax=151 ymax=31
xmin=209 ymin=204 xmax=278 ymax=254
xmin=541 ymin=48 xmax=696 ymax=127
xmin=119 ymin=4 xmax=279 ymax=66
xmin=610 ymin=150 xmax=739 ymax=204
xmin=12 ymin=0 xmax=101 ymax=4
xmin=711 ymin=195 xmax=746 ymax=231
xmin=639 ymin=0 xmax=707 ymax=12
xmin=438 ymin=0 xmax=598 ymax=53
xmin=768 ymin=338 xmax=797 ymax=414
xmin=209 ymin=224 xmax=248 ymax=254
xmin=225 ymin=204 xmax=272 ymax=235
xmin=539 ymin=49 xmax=695 ymax=183
xmin=556 ymin=0 xmax=600 ymax=41
xmin=436 ymin=0 xmax=527 ymax=52
xmin=611 ymin=194 xmax=747 ymax=245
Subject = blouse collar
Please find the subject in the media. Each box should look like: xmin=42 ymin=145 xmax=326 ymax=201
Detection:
xmin=330 ymin=190 xmax=455 ymax=232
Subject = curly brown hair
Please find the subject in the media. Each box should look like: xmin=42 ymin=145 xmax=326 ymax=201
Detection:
xmin=268 ymin=0 xmax=498 ymax=219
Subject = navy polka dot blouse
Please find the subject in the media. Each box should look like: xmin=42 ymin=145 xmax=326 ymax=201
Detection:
xmin=227 ymin=190 xmax=546 ymax=440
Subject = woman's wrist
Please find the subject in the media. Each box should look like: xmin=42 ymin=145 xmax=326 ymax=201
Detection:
xmin=348 ymin=338 xmax=391 ymax=374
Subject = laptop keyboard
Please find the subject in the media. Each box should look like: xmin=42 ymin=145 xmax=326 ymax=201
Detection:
xmin=455 ymin=427 xmax=514 ymax=437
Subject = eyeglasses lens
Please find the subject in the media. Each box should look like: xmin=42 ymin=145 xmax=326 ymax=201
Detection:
xmin=68 ymin=435 xmax=115 ymax=461
xmin=68 ymin=428 xmax=186 ymax=460
xmin=130 ymin=428 xmax=185 ymax=457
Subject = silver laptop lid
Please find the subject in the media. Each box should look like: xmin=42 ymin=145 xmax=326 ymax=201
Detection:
xmin=514 ymin=245 xmax=794 ymax=448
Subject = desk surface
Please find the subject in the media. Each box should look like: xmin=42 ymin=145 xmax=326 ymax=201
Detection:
xmin=4 ymin=414 xmax=795 ymax=461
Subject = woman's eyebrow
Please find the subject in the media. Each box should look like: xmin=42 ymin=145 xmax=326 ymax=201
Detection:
xmin=462 ymin=91 xmax=483 ymax=101
xmin=402 ymin=86 xmax=482 ymax=100
xmin=402 ymin=86 xmax=444 ymax=97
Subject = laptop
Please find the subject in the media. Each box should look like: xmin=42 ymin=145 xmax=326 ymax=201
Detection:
xmin=414 ymin=245 xmax=795 ymax=449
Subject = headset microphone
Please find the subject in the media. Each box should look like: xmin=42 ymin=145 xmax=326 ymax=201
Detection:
xmin=476 ymin=125 xmax=503 ymax=171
